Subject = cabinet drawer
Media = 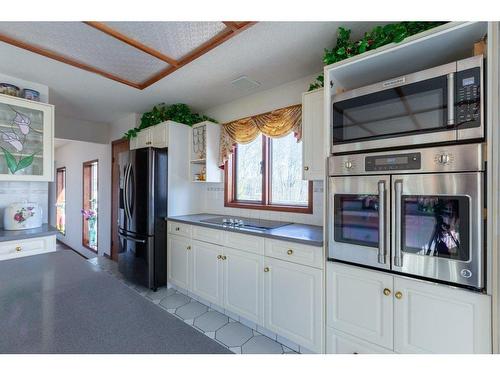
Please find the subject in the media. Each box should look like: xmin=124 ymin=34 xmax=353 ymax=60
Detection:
xmin=167 ymin=221 xmax=192 ymax=238
xmin=0 ymin=235 xmax=56 ymax=261
xmin=192 ymin=225 xmax=223 ymax=244
xmin=327 ymin=327 xmax=394 ymax=354
xmin=223 ymin=231 xmax=264 ymax=255
xmin=265 ymin=239 xmax=323 ymax=268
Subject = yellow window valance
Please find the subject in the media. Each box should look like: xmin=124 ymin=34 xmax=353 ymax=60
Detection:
xmin=219 ymin=104 xmax=302 ymax=166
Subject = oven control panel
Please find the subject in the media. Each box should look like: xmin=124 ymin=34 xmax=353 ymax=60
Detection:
xmin=456 ymin=67 xmax=481 ymax=126
xmin=365 ymin=152 xmax=421 ymax=171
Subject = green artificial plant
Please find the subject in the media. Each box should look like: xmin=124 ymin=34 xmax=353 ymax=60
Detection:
xmin=124 ymin=103 xmax=217 ymax=139
xmin=308 ymin=22 xmax=447 ymax=91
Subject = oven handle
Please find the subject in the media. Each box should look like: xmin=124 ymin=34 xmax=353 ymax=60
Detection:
xmin=377 ymin=180 xmax=386 ymax=264
xmin=394 ymin=179 xmax=403 ymax=267
xmin=447 ymin=72 xmax=455 ymax=126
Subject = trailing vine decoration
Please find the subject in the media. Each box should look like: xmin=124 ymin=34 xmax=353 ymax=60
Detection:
xmin=308 ymin=22 xmax=447 ymax=91
xmin=124 ymin=103 xmax=217 ymax=139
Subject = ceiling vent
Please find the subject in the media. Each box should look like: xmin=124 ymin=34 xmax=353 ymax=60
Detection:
xmin=231 ymin=75 xmax=261 ymax=90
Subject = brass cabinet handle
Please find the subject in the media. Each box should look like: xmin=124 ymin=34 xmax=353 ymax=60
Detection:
xmin=221 ymin=255 xmax=227 ymax=260
xmin=383 ymin=288 xmax=391 ymax=296
xmin=264 ymin=267 xmax=270 ymax=272
xmin=175 ymin=227 xmax=180 ymax=231
xmin=186 ymin=245 xmax=191 ymax=250
xmin=287 ymin=249 xmax=293 ymax=255
xmin=15 ymin=245 xmax=22 ymax=252
xmin=395 ymin=291 xmax=403 ymax=299
xmin=304 ymin=166 xmax=309 ymax=171
xmin=217 ymin=255 xmax=222 ymax=259
xmin=146 ymin=141 xmax=152 ymax=145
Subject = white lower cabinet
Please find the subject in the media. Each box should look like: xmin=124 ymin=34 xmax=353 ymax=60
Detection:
xmin=327 ymin=262 xmax=492 ymax=354
xmin=167 ymin=235 xmax=192 ymax=290
xmin=264 ymin=257 xmax=323 ymax=352
xmin=0 ymin=235 xmax=56 ymax=261
xmin=191 ymin=240 xmax=223 ymax=305
xmin=393 ymin=276 xmax=492 ymax=354
xmin=223 ymin=247 xmax=264 ymax=325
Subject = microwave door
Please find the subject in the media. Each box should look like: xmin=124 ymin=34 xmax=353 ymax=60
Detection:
xmin=328 ymin=175 xmax=390 ymax=270
xmin=391 ymin=172 xmax=483 ymax=289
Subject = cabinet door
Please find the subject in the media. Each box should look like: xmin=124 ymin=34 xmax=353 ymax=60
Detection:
xmin=223 ymin=247 xmax=264 ymax=325
xmin=393 ymin=276 xmax=492 ymax=354
xmin=191 ymin=240 xmax=223 ymax=305
xmin=264 ymin=257 xmax=323 ymax=352
xmin=301 ymin=89 xmax=324 ymax=180
xmin=136 ymin=128 xmax=152 ymax=148
xmin=152 ymin=124 xmax=168 ymax=148
xmin=326 ymin=263 xmax=393 ymax=349
xmin=167 ymin=235 xmax=191 ymax=290
xmin=326 ymin=327 xmax=394 ymax=354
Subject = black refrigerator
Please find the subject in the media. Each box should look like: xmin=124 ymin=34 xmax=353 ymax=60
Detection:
xmin=117 ymin=147 xmax=167 ymax=290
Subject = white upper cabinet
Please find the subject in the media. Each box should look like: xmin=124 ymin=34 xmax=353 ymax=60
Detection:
xmin=301 ymin=88 xmax=324 ymax=180
xmin=130 ymin=121 xmax=169 ymax=150
xmin=393 ymin=276 xmax=492 ymax=354
xmin=189 ymin=121 xmax=222 ymax=183
xmin=0 ymin=94 xmax=54 ymax=181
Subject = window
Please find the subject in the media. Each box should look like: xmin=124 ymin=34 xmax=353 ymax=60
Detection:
xmin=82 ymin=160 xmax=98 ymax=252
xmin=55 ymin=167 xmax=66 ymax=235
xmin=225 ymin=133 xmax=312 ymax=213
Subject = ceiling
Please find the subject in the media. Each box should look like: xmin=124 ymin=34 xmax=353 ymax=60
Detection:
xmin=0 ymin=22 xmax=380 ymax=125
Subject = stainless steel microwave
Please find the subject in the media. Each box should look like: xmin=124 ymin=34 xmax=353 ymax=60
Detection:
xmin=331 ymin=55 xmax=484 ymax=154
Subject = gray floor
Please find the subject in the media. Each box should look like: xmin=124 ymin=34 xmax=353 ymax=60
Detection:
xmin=0 ymin=249 xmax=230 ymax=354
xmin=89 ymin=255 xmax=299 ymax=354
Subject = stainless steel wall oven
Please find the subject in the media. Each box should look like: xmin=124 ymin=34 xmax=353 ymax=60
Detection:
xmin=328 ymin=144 xmax=485 ymax=290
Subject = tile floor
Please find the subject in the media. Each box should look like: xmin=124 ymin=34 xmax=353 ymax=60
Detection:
xmin=86 ymin=255 xmax=299 ymax=354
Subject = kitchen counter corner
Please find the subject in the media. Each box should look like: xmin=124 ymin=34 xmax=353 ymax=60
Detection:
xmin=0 ymin=224 xmax=58 ymax=242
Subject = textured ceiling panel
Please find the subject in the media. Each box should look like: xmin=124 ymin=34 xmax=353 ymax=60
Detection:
xmin=0 ymin=22 xmax=169 ymax=83
xmin=104 ymin=22 xmax=227 ymax=60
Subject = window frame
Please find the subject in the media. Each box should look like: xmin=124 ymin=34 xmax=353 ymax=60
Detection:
xmin=55 ymin=166 xmax=66 ymax=235
xmin=224 ymin=134 xmax=313 ymax=214
xmin=82 ymin=159 xmax=98 ymax=252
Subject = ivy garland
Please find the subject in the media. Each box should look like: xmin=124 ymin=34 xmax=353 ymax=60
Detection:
xmin=124 ymin=103 xmax=217 ymax=139
xmin=308 ymin=22 xmax=446 ymax=91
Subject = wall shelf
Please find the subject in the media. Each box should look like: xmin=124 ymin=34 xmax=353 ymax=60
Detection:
xmin=189 ymin=121 xmax=222 ymax=183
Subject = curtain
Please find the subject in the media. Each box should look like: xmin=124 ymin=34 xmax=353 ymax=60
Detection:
xmin=219 ymin=104 xmax=302 ymax=166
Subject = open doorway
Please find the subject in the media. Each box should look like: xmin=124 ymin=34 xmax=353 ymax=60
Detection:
xmin=82 ymin=159 xmax=98 ymax=252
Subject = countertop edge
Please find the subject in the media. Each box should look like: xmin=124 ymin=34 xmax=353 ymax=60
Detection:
xmin=0 ymin=224 xmax=58 ymax=242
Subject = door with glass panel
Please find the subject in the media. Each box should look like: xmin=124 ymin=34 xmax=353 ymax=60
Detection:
xmin=391 ymin=172 xmax=483 ymax=289
xmin=329 ymin=175 xmax=390 ymax=270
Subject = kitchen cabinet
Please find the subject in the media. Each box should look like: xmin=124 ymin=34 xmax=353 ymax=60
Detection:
xmin=0 ymin=235 xmax=56 ymax=261
xmin=327 ymin=262 xmax=393 ymax=349
xmin=189 ymin=121 xmax=222 ymax=183
xmin=167 ymin=235 xmax=191 ymax=290
xmin=301 ymin=88 xmax=324 ymax=181
xmin=191 ymin=240 xmax=223 ymax=305
xmin=326 ymin=262 xmax=492 ymax=354
xmin=264 ymin=256 xmax=323 ymax=352
xmin=0 ymin=93 xmax=54 ymax=181
xmin=393 ymin=276 xmax=491 ymax=354
xmin=130 ymin=121 xmax=169 ymax=150
xmin=223 ymin=247 xmax=264 ymax=325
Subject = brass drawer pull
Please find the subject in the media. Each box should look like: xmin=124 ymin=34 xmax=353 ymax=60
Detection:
xmin=186 ymin=246 xmax=191 ymax=250
xmin=287 ymin=249 xmax=293 ymax=255
xmin=217 ymin=255 xmax=222 ymax=259
xmin=383 ymin=288 xmax=391 ymax=296
xmin=395 ymin=291 xmax=403 ymax=299
xmin=15 ymin=246 xmax=22 ymax=252
xmin=264 ymin=267 xmax=270 ymax=272
xmin=221 ymin=255 xmax=227 ymax=260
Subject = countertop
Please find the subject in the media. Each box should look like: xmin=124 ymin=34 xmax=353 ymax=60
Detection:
xmin=0 ymin=250 xmax=230 ymax=354
xmin=167 ymin=213 xmax=323 ymax=246
xmin=0 ymin=224 xmax=58 ymax=242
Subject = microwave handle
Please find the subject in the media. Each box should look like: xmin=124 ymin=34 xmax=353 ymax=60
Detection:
xmin=377 ymin=180 xmax=386 ymax=264
xmin=394 ymin=180 xmax=403 ymax=267
xmin=447 ymin=72 xmax=455 ymax=126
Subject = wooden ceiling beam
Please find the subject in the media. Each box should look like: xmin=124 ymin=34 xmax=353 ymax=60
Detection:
xmin=222 ymin=21 xmax=240 ymax=31
xmin=0 ymin=32 xmax=142 ymax=89
xmin=83 ymin=21 xmax=180 ymax=67
xmin=139 ymin=21 xmax=257 ymax=89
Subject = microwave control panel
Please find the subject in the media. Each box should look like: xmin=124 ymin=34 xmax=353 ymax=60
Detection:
xmin=365 ymin=152 xmax=421 ymax=171
xmin=456 ymin=67 xmax=481 ymax=126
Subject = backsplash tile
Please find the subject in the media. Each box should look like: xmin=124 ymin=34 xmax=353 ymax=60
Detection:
xmin=0 ymin=181 xmax=48 ymax=228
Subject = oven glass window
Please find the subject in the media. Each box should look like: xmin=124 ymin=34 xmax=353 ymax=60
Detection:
xmin=334 ymin=194 xmax=379 ymax=248
xmin=333 ymin=76 xmax=448 ymax=143
xmin=401 ymin=195 xmax=470 ymax=261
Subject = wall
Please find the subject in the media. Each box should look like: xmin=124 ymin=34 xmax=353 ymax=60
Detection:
xmin=0 ymin=73 xmax=50 ymax=228
xmin=49 ymin=140 xmax=111 ymax=257
xmin=109 ymin=112 xmax=140 ymax=141
xmin=55 ymin=114 xmax=110 ymax=144
xmin=203 ymin=73 xmax=324 ymax=226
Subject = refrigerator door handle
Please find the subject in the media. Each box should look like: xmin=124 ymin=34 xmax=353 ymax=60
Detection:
xmin=123 ymin=163 xmax=132 ymax=222
xmin=118 ymin=233 xmax=146 ymax=244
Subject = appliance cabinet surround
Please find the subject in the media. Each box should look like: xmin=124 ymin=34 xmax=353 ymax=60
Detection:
xmin=301 ymin=88 xmax=325 ymax=180
xmin=129 ymin=121 xmax=169 ymax=150
xmin=0 ymin=93 xmax=54 ymax=181
xmin=326 ymin=262 xmax=492 ymax=354
xmin=166 ymin=221 xmax=324 ymax=353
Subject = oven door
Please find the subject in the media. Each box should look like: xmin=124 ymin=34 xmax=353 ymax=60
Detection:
xmin=332 ymin=66 xmax=455 ymax=154
xmin=391 ymin=172 xmax=483 ymax=289
xmin=329 ymin=175 xmax=390 ymax=270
